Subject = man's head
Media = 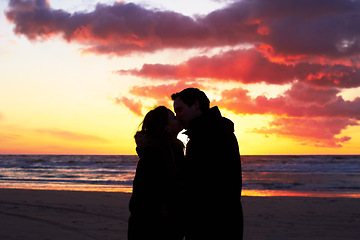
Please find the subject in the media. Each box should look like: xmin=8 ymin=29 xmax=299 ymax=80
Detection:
xmin=171 ymin=88 xmax=210 ymax=127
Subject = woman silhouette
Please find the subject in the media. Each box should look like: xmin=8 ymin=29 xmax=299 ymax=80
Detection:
xmin=128 ymin=106 xmax=185 ymax=240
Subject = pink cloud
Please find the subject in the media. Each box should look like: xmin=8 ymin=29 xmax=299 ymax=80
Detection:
xmin=113 ymin=81 xmax=207 ymax=115
xmin=284 ymin=81 xmax=340 ymax=106
xmin=121 ymin=48 xmax=360 ymax=88
xmin=5 ymin=0 xmax=213 ymax=55
xmin=114 ymin=81 xmax=207 ymax=114
xmin=252 ymin=117 xmax=358 ymax=148
xmin=121 ymin=49 xmax=295 ymax=84
xmin=213 ymin=82 xmax=360 ymax=147
xmin=6 ymin=0 xmax=360 ymax=59
xmin=115 ymin=96 xmax=143 ymax=116
xmin=130 ymin=81 xmax=206 ymax=100
xmin=6 ymin=0 xmax=360 ymax=148
xmin=214 ymin=82 xmax=360 ymax=119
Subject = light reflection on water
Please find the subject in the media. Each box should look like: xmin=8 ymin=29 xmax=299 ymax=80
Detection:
xmin=0 ymin=155 xmax=360 ymax=198
xmin=0 ymin=183 xmax=133 ymax=193
xmin=242 ymin=189 xmax=360 ymax=198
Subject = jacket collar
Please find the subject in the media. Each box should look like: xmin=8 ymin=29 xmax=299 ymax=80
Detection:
xmin=184 ymin=106 xmax=222 ymax=137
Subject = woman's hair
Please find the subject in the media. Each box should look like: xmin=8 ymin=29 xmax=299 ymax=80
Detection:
xmin=138 ymin=106 xmax=169 ymax=137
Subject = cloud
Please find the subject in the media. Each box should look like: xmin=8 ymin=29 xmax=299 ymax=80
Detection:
xmin=252 ymin=117 xmax=358 ymax=148
xmin=252 ymin=2 xmax=360 ymax=59
xmin=213 ymin=82 xmax=360 ymax=147
xmin=0 ymin=133 xmax=21 ymax=142
xmin=5 ymin=0 xmax=211 ymax=55
xmin=114 ymin=96 xmax=143 ymax=116
xmin=36 ymin=129 xmax=109 ymax=142
xmin=114 ymin=81 xmax=207 ymax=115
xmin=203 ymin=0 xmax=360 ymax=59
xmin=121 ymin=49 xmax=294 ymax=84
xmin=6 ymin=0 xmax=360 ymax=58
xmin=129 ymin=81 xmax=206 ymax=101
xmin=6 ymin=0 xmax=360 ymax=148
xmin=283 ymin=82 xmax=340 ymax=106
xmin=214 ymin=82 xmax=360 ymax=119
xmin=121 ymin=48 xmax=360 ymax=88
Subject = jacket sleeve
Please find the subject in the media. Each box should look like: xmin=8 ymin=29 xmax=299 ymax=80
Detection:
xmin=129 ymin=146 xmax=169 ymax=217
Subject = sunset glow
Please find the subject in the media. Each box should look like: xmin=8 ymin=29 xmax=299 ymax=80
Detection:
xmin=3 ymin=186 xmax=359 ymax=198
xmin=242 ymin=190 xmax=360 ymax=198
xmin=1 ymin=0 xmax=360 ymax=155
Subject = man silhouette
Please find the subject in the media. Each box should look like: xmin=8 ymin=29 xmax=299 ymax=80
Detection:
xmin=172 ymin=88 xmax=243 ymax=240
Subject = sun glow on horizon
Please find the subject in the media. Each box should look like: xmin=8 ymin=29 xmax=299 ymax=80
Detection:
xmin=1 ymin=0 xmax=360 ymax=155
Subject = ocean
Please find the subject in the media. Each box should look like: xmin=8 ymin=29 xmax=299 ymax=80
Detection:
xmin=0 ymin=155 xmax=359 ymax=198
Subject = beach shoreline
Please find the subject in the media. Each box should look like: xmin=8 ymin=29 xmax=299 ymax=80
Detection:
xmin=0 ymin=188 xmax=359 ymax=240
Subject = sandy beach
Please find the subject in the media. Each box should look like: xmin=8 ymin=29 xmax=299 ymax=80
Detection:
xmin=0 ymin=189 xmax=359 ymax=240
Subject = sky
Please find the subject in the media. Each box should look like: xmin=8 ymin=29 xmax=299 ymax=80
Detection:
xmin=0 ymin=0 xmax=359 ymax=155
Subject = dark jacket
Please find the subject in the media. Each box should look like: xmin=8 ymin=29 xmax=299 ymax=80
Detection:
xmin=128 ymin=132 xmax=185 ymax=240
xmin=184 ymin=106 xmax=243 ymax=239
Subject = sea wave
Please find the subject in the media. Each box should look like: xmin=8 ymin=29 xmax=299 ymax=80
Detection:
xmin=1 ymin=155 xmax=359 ymax=197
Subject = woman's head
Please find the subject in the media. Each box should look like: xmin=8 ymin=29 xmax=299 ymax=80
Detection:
xmin=139 ymin=106 xmax=182 ymax=137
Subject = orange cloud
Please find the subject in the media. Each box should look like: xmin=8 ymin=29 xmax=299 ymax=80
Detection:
xmin=115 ymin=96 xmax=143 ymax=116
xmin=0 ymin=133 xmax=21 ymax=142
xmin=36 ymin=129 xmax=109 ymax=143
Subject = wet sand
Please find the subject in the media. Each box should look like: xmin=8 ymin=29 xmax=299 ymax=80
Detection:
xmin=0 ymin=189 xmax=359 ymax=240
